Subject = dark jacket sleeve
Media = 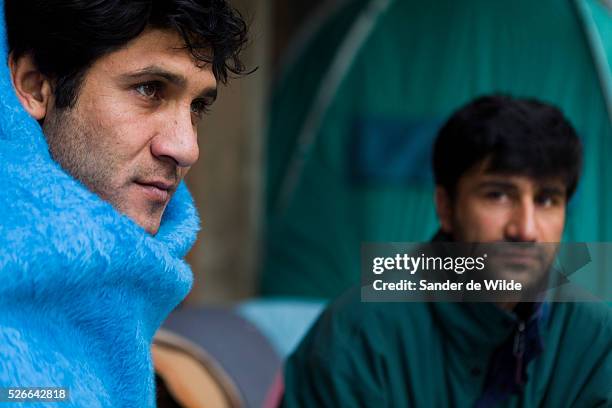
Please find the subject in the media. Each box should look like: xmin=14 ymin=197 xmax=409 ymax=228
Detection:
xmin=280 ymin=302 xmax=389 ymax=408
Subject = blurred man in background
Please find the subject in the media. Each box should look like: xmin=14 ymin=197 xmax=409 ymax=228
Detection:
xmin=0 ymin=0 xmax=247 ymax=406
xmin=282 ymin=95 xmax=611 ymax=407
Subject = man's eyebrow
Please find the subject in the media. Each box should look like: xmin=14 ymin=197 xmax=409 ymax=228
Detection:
xmin=119 ymin=66 xmax=217 ymax=100
xmin=478 ymin=179 xmax=567 ymax=197
xmin=538 ymin=186 xmax=566 ymax=197
xmin=477 ymin=180 xmax=518 ymax=191
xmin=200 ymin=87 xmax=217 ymax=101
xmin=120 ymin=66 xmax=187 ymax=86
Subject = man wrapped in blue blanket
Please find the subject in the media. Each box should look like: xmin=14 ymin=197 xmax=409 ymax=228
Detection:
xmin=0 ymin=1 xmax=248 ymax=406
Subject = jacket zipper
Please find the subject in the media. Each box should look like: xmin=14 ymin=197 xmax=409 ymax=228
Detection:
xmin=513 ymin=321 xmax=526 ymax=387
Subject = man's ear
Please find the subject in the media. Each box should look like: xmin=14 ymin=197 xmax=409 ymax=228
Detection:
xmin=8 ymin=52 xmax=53 ymax=120
xmin=435 ymin=186 xmax=453 ymax=234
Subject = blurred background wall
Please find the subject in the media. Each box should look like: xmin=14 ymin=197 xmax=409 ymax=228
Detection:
xmin=185 ymin=0 xmax=332 ymax=304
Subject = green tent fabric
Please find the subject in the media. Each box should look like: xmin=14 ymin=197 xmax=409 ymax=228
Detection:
xmin=262 ymin=0 xmax=612 ymax=299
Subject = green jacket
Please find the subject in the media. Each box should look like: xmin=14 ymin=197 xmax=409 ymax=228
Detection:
xmin=282 ymin=289 xmax=611 ymax=407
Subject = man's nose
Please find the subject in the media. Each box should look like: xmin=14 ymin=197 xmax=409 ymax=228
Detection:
xmin=150 ymin=111 xmax=199 ymax=168
xmin=504 ymin=200 xmax=538 ymax=242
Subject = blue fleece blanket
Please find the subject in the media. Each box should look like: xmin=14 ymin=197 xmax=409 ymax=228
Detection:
xmin=0 ymin=1 xmax=199 ymax=406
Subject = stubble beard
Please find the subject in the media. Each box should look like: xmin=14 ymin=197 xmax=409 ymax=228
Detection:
xmin=42 ymin=106 xmax=128 ymax=214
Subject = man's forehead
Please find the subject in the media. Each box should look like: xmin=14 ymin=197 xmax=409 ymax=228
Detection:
xmin=101 ymin=28 xmax=215 ymax=77
xmin=475 ymin=172 xmax=567 ymax=192
xmin=459 ymin=157 xmax=567 ymax=192
xmin=124 ymin=28 xmax=200 ymax=55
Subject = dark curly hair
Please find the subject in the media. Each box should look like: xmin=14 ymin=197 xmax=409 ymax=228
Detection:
xmin=5 ymin=0 xmax=249 ymax=108
xmin=433 ymin=95 xmax=583 ymax=200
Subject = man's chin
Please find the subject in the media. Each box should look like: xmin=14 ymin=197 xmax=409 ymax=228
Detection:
xmin=133 ymin=213 xmax=163 ymax=235
xmin=115 ymin=184 xmax=174 ymax=234
xmin=484 ymin=257 xmax=549 ymax=292
xmin=115 ymin=200 xmax=166 ymax=235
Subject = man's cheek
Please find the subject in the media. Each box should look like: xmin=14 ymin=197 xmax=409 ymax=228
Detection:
xmin=542 ymin=214 xmax=566 ymax=242
xmin=467 ymin=211 xmax=508 ymax=241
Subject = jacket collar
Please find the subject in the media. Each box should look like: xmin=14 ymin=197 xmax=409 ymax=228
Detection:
xmin=428 ymin=230 xmax=546 ymax=355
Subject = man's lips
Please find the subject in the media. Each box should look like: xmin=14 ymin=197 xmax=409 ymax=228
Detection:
xmin=134 ymin=180 xmax=176 ymax=203
xmin=138 ymin=180 xmax=175 ymax=190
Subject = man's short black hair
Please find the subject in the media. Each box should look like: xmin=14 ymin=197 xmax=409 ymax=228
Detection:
xmin=5 ymin=0 xmax=249 ymax=108
xmin=433 ymin=95 xmax=583 ymax=199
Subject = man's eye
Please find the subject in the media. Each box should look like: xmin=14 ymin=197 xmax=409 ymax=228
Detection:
xmin=135 ymin=82 xmax=161 ymax=99
xmin=190 ymin=99 xmax=211 ymax=117
xmin=536 ymin=195 xmax=561 ymax=208
xmin=484 ymin=191 xmax=508 ymax=202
